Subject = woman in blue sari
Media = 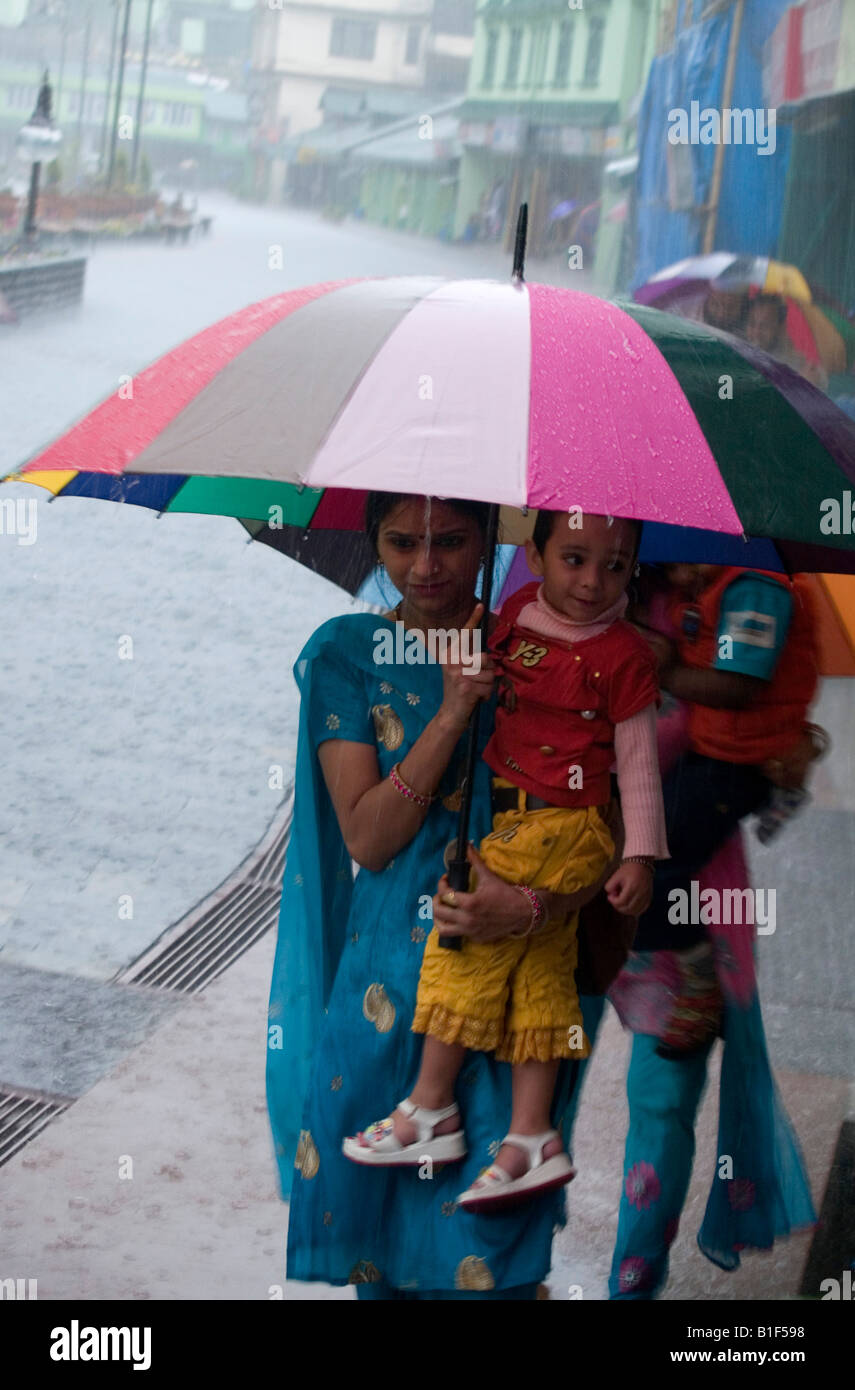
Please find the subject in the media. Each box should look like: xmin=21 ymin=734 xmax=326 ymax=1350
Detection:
xmin=266 ymin=494 xmax=615 ymax=1299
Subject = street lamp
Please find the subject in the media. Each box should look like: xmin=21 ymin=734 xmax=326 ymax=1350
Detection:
xmin=16 ymin=70 xmax=64 ymax=241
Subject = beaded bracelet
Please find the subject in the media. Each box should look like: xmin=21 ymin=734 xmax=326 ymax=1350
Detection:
xmin=389 ymin=762 xmax=435 ymax=809
xmin=508 ymin=884 xmax=547 ymax=938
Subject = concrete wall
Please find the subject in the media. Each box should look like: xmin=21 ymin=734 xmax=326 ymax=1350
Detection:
xmin=276 ymin=7 xmax=426 ymax=85
xmin=0 ymin=255 xmax=86 ymax=319
xmin=359 ymin=159 xmax=455 ymax=235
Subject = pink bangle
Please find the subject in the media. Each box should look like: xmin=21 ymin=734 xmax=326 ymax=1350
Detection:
xmin=508 ymin=884 xmax=546 ymax=937
xmin=389 ymin=762 xmax=435 ymax=808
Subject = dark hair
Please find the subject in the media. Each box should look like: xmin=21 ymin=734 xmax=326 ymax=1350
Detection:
xmin=532 ymin=509 xmax=643 ymax=558
xmin=364 ymin=492 xmax=490 ymax=553
xmin=748 ymin=292 xmax=788 ymax=325
xmin=701 ymin=290 xmax=749 ymax=329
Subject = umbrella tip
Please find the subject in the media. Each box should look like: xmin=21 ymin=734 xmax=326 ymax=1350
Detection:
xmin=512 ymin=204 xmax=528 ymax=283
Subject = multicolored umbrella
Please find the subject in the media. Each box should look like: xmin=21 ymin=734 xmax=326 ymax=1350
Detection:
xmin=6 ymin=260 xmax=855 ymax=917
xmin=7 ymin=276 xmax=855 ymax=576
xmin=639 ymin=253 xmax=814 ymax=305
xmin=635 ymin=253 xmax=855 ymax=374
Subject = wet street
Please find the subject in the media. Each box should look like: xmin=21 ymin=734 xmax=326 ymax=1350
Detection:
xmin=0 ymin=196 xmax=853 ymax=1299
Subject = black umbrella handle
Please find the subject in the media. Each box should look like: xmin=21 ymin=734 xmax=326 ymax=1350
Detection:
xmin=439 ymin=504 xmax=500 ymax=950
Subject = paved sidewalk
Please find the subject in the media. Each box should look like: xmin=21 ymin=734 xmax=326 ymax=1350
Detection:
xmin=1 ymin=927 xmax=848 ymax=1301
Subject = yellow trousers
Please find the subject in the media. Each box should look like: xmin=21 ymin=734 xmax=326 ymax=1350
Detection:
xmin=413 ymin=782 xmax=615 ymax=1063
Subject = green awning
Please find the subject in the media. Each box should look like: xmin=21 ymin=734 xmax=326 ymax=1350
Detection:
xmin=457 ymin=98 xmax=617 ymax=126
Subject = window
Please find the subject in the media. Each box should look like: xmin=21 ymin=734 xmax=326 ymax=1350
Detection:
xmin=330 ymin=17 xmax=377 ymax=61
xmin=482 ymin=29 xmax=499 ymax=87
xmin=504 ymin=27 xmax=523 ymax=87
xmin=405 ymin=23 xmax=420 ymax=65
xmin=553 ymin=19 xmax=573 ymax=87
xmin=161 ymin=102 xmax=194 ymax=127
xmin=582 ymin=14 xmax=605 ymax=84
xmin=8 ymin=85 xmax=38 ymax=110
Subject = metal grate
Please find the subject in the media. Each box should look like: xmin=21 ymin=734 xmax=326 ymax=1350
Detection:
xmin=0 ymin=1088 xmax=71 ymax=1169
xmin=117 ymin=789 xmax=293 ymax=995
xmin=0 ymin=795 xmax=294 ymax=1164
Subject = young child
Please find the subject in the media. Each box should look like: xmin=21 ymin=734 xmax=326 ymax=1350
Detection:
xmin=744 ymin=293 xmax=828 ymax=390
xmin=343 ymin=510 xmax=669 ymax=1210
xmin=617 ymin=563 xmax=826 ymax=1062
xmin=631 ymin=562 xmax=820 ymax=970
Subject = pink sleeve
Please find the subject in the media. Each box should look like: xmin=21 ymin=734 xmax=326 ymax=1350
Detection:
xmin=614 ymin=704 xmax=670 ymax=859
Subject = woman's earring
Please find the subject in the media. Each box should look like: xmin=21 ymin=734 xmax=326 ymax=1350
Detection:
xmin=634 ymin=563 xmax=641 ymax=578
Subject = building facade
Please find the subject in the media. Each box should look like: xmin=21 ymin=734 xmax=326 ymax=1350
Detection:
xmin=0 ymin=59 xmax=251 ymax=189
xmin=452 ymin=0 xmax=658 ymax=258
xmin=249 ymin=0 xmax=473 ymax=201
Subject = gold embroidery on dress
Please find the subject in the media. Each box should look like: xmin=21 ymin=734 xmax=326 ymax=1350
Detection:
xmin=441 ymin=786 xmax=463 ymax=812
xmin=363 ymin=983 xmax=396 ymax=1033
xmin=371 ymin=704 xmax=404 ymax=751
xmin=455 ymin=1256 xmax=495 ymax=1291
xmin=330 ymin=1075 xmax=343 ymax=1091
xmin=325 ymin=713 xmax=341 ymax=730
xmin=348 ymin=1259 xmax=382 ymax=1284
xmin=410 ymin=926 xmax=427 ymax=943
xmin=506 ymin=638 xmax=549 ymax=667
xmin=294 ymin=1129 xmax=319 ymax=1180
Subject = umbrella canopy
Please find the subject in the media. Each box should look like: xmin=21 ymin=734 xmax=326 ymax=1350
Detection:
xmin=6 ymin=277 xmax=855 ymax=575
xmin=635 ymin=255 xmax=855 ymax=374
xmin=805 ymin=573 xmax=855 ymax=677
xmin=640 ymin=253 xmax=813 ymax=304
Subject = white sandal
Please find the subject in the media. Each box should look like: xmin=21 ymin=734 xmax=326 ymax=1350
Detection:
xmin=456 ymin=1130 xmax=575 ymax=1212
xmin=342 ymin=1098 xmax=466 ymax=1167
